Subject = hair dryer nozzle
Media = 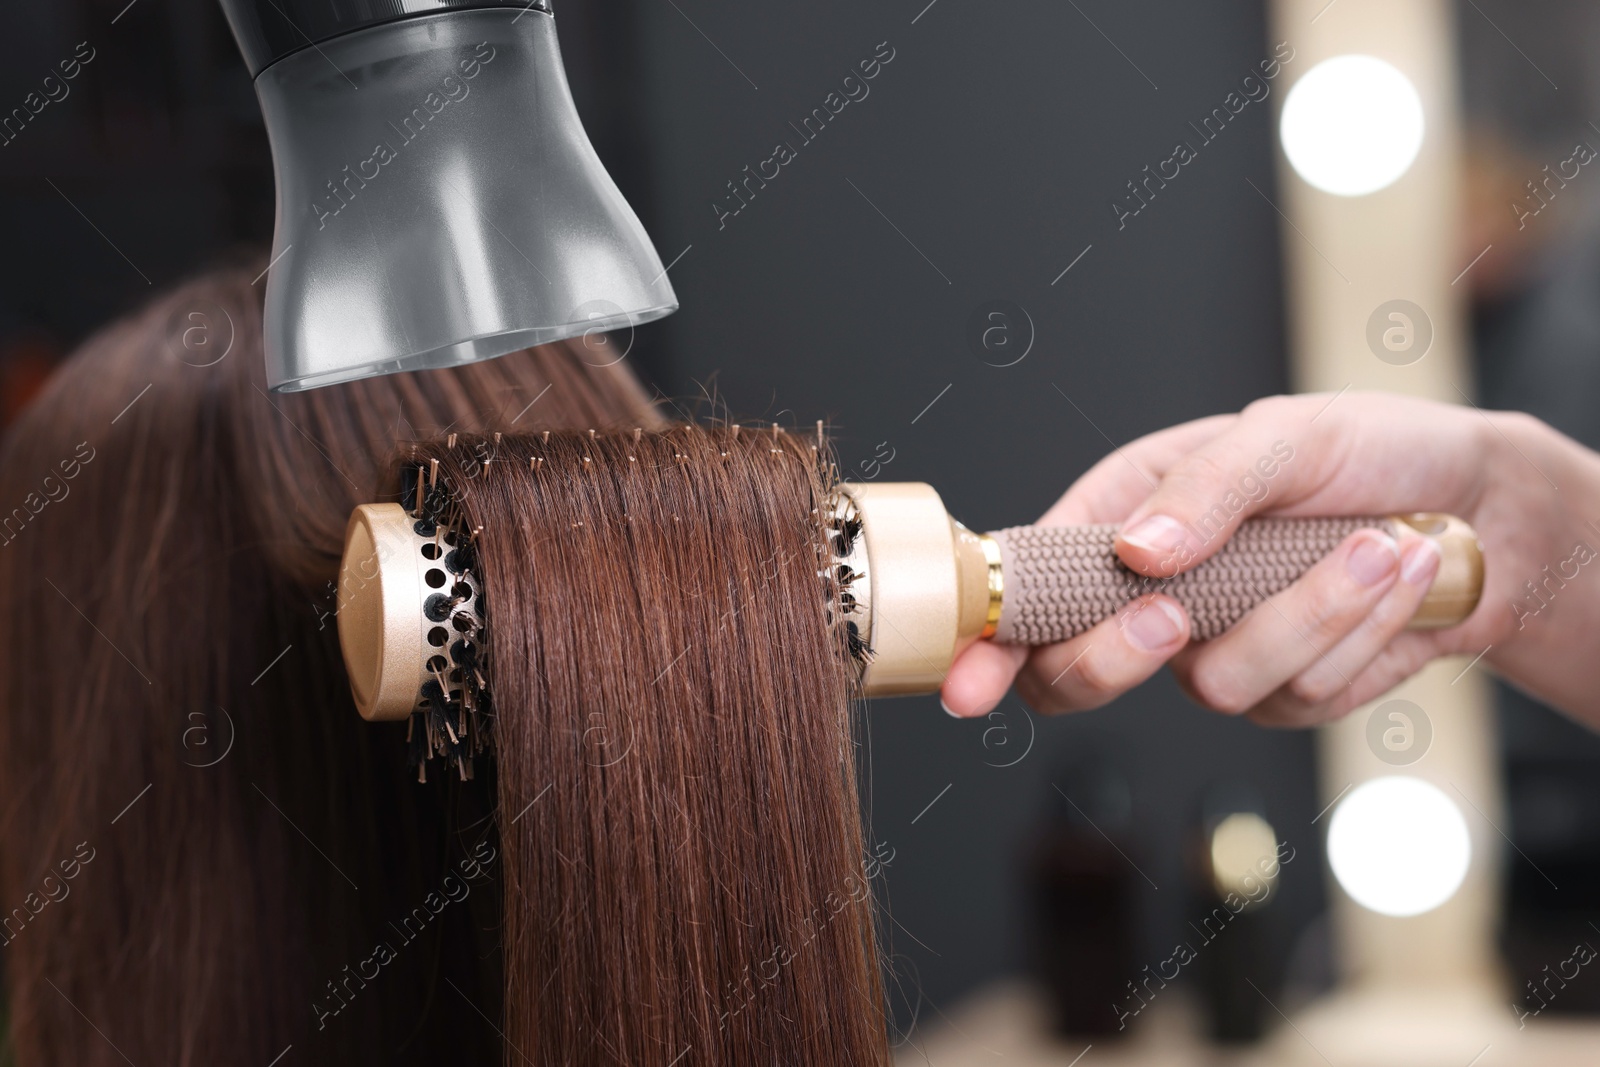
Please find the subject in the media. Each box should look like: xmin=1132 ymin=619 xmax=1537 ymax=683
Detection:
xmin=231 ymin=5 xmax=677 ymax=391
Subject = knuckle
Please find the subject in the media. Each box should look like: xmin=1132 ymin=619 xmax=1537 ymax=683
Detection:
xmin=1285 ymin=670 xmax=1338 ymax=707
xmin=1185 ymin=661 xmax=1252 ymax=714
xmin=1014 ymin=672 xmax=1069 ymax=715
xmin=1067 ymin=647 xmax=1121 ymax=697
xmin=1369 ymin=581 xmax=1424 ymax=634
xmin=1168 ymin=452 xmax=1231 ymax=499
xmin=1494 ymin=409 xmax=1548 ymax=440
xmin=1293 ymin=575 xmax=1357 ymax=635
xmin=1479 ymin=410 xmax=1545 ymax=471
xmin=1241 ymin=394 xmax=1294 ymax=423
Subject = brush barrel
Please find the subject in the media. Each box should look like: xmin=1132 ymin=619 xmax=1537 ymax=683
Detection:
xmin=987 ymin=514 xmax=1483 ymax=647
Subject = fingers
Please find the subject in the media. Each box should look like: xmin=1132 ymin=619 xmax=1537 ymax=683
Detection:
xmin=1276 ymin=539 xmax=1441 ymax=702
xmin=1246 ymin=630 xmax=1444 ymax=728
xmin=1168 ymin=529 xmax=1403 ymax=712
xmin=947 ymin=392 xmax=1479 ymax=723
xmin=941 ymin=641 xmax=1027 ymax=717
xmin=947 ymin=531 xmax=1447 ymax=727
xmin=1171 ymin=533 xmax=1443 ymax=723
xmin=1005 ymin=594 xmax=1190 ymax=716
xmin=1035 ymin=414 xmax=1239 ymax=527
xmin=1114 ymin=398 xmax=1320 ymax=578
xmin=943 ymin=592 xmax=1194 ymax=718
xmin=939 ymin=412 xmax=1233 ymax=719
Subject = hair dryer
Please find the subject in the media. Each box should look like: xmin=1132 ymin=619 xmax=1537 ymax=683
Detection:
xmin=218 ymin=0 xmax=678 ymax=392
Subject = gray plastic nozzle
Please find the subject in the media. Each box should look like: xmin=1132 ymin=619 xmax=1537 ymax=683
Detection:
xmin=222 ymin=4 xmax=678 ymax=391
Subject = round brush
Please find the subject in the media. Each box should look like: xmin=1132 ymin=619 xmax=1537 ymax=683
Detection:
xmin=336 ymin=431 xmax=1483 ymax=773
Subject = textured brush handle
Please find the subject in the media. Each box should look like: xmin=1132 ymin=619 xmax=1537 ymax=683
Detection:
xmin=989 ymin=516 xmax=1399 ymax=645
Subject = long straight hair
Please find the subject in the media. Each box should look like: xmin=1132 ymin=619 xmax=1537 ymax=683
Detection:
xmin=410 ymin=427 xmax=891 ymax=1064
xmin=0 ymin=265 xmax=890 ymax=1064
xmin=0 ymin=264 xmax=656 ymax=1064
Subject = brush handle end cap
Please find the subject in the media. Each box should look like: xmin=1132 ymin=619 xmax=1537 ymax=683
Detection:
xmin=1395 ymin=512 xmax=1484 ymax=628
xmin=339 ymin=503 xmax=428 ymax=722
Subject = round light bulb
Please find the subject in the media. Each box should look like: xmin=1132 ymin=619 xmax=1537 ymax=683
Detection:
xmin=1210 ymin=812 xmax=1280 ymax=902
xmin=1326 ymin=776 xmax=1471 ymax=917
xmin=1279 ymin=54 xmax=1425 ymax=196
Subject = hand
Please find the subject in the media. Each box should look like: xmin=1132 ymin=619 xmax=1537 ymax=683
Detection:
xmin=942 ymin=392 xmax=1600 ymax=729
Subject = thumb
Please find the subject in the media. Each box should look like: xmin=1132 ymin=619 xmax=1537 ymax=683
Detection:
xmin=1115 ymin=433 xmax=1300 ymax=577
xmin=941 ymin=640 xmax=1028 ymax=718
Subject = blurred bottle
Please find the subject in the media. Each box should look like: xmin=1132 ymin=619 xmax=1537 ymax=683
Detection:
xmin=1185 ymin=783 xmax=1281 ymax=1043
xmin=1026 ymin=761 xmax=1140 ymax=1037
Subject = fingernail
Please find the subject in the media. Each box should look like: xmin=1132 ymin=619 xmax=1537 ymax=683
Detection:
xmin=939 ymin=697 xmax=963 ymax=718
xmin=1347 ymin=533 xmax=1400 ymax=586
xmin=1125 ymin=597 xmax=1185 ymax=652
xmin=1401 ymin=538 xmax=1442 ymax=585
xmin=1120 ymin=515 xmax=1188 ymax=554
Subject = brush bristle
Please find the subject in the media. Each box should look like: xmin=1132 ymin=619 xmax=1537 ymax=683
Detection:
xmin=399 ymin=463 xmax=493 ymax=782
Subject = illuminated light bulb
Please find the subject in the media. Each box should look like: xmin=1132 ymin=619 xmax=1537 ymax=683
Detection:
xmin=1279 ymin=54 xmax=1425 ymax=197
xmin=1209 ymin=812 xmax=1280 ymax=903
xmin=1326 ymin=775 xmax=1471 ymax=917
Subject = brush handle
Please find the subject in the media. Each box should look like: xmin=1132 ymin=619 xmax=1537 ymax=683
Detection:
xmin=987 ymin=514 xmax=1484 ymax=646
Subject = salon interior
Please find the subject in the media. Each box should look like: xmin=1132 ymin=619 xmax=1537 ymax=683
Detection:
xmin=4 ymin=0 xmax=1600 ymax=1064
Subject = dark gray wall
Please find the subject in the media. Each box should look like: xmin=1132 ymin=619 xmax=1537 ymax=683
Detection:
xmin=624 ymin=0 xmax=1327 ymax=1031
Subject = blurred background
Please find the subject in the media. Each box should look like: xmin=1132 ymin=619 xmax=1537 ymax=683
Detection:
xmin=4 ymin=0 xmax=1600 ymax=1061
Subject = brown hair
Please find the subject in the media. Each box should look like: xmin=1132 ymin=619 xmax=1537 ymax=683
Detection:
xmin=410 ymin=427 xmax=891 ymax=1063
xmin=0 ymin=266 xmax=890 ymax=1064
xmin=0 ymin=264 xmax=654 ymax=1064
